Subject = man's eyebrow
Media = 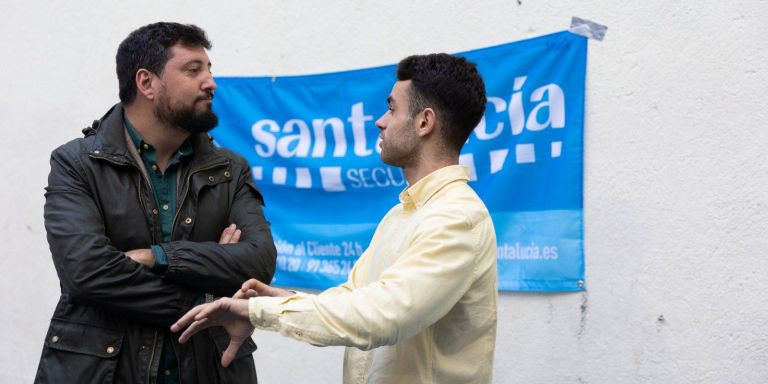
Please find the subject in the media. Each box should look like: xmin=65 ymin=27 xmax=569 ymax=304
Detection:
xmin=183 ymin=59 xmax=205 ymax=67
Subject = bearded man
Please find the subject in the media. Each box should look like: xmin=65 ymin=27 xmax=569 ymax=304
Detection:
xmin=35 ymin=22 xmax=276 ymax=384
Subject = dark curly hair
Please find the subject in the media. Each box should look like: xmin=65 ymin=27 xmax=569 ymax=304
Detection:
xmin=116 ymin=22 xmax=212 ymax=104
xmin=396 ymin=54 xmax=486 ymax=153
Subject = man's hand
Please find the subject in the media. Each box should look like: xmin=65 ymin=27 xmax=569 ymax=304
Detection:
xmin=233 ymin=278 xmax=294 ymax=299
xmin=219 ymin=223 xmax=242 ymax=244
xmin=171 ymin=298 xmax=253 ymax=367
xmin=125 ymin=249 xmax=155 ymax=267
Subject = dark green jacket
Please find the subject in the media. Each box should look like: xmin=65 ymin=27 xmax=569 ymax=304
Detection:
xmin=35 ymin=104 xmax=276 ymax=384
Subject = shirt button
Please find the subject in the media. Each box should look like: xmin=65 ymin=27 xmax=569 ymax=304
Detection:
xmin=152 ymin=208 xmax=159 ymax=215
xmin=295 ymin=331 xmax=303 ymax=337
xmin=224 ymin=171 xmax=231 ymax=178
xmin=140 ymin=345 xmax=147 ymax=350
xmin=165 ymin=370 xmax=171 ymax=376
xmin=51 ymin=335 xmax=59 ymax=343
xmin=106 ymin=346 xmax=115 ymax=354
xmin=142 ymin=144 xmax=149 ymax=150
xmin=208 ymin=176 xmax=215 ymax=182
xmin=151 ymin=164 xmax=158 ymax=171
xmin=184 ymin=217 xmax=193 ymax=225
xmin=162 ymin=204 xmax=169 ymax=211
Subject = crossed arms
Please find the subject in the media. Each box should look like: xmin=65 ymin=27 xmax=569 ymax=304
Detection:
xmin=45 ymin=146 xmax=276 ymax=327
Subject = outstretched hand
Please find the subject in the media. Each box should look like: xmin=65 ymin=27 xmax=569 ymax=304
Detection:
xmin=171 ymin=298 xmax=253 ymax=367
xmin=233 ymin=278 xmax=294 ymax=299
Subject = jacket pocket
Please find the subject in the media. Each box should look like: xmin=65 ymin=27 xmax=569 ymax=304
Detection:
xmin=35 ymin=318 xmax=124 ymax=384
xmin=208 ymin=325 xmax=257 ymax=360
xmin=208 ymin=326 xmax=258 ymax=383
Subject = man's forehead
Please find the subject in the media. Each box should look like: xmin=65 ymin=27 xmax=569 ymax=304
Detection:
xmin=168 ymin=44 xmax=210 ymax=64
xmin=390 ymin=80 xmax=412 ymax=101
xmin=393 ymin=80 xmax=411 ymax=92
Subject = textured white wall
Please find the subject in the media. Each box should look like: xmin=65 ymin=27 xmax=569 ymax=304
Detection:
xmin=1 ymin=1 xmax=766 ymax=383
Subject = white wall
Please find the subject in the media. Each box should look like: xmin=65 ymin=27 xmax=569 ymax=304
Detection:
xmin=1 ymin=1 xmax=766 ymax=382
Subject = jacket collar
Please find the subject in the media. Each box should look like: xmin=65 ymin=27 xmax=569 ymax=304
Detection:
xmin=86 ymin=103 xmax=227 ymax=167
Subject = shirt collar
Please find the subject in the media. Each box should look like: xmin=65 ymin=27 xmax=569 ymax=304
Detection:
xmin=399 ymin=165 xmax=470 ymax=211
xmin=123 ymin=113 xmax=193 ymax=158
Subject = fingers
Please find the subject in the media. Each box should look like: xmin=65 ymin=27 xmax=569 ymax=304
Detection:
xmin=231 ymin=229 xmax=242 ymax=243
xmin=218 ymin=224 xmax=236 ymax=244
xmin=239 ymin=279 xmax=293 ymax=298
xmin=172 ymin=301 xmax=220 ymax=343
xmin=240 ymin=278 xmax=265 ymax=293
xmin=221 ymin=338 xmax=244 ymax=368
xmin=232 ymin=288 xmax=248 ymax=299
xmin=179 ymin=317 xmax=211 ymax=343
xmin=233 ymin=288 xmax=260 ymax=299
xmin=233 ymin=280 xmax=259 ymax=299
xmin=233 ymin=277 xmax=262 ymax=298
xmin=171 ymin=304 xmax=204 ymax=333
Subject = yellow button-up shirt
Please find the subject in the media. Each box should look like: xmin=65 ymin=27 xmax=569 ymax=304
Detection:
xmin=249 ymin=165 xmax=498 ymax=383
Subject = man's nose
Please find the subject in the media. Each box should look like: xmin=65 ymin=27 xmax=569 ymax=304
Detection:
xmin=203 ymin=73 xmax=217 ymax=92
xmin=375 ymin=114 xmax=387 ymax=130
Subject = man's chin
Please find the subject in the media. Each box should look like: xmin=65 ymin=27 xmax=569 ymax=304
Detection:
xmin=379 ymin=153 xmax=396 ymax=167
xmin=192 ymin=114 xmax=218 ymax=133
xmin=175 ymin=111 xmax=218 ymax=134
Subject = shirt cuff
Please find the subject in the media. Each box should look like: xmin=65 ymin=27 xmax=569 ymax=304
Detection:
xmin=248 ymin=296 xmax=287 ymax=330
xmin=150 ymin=244 xmax=169 ymax=275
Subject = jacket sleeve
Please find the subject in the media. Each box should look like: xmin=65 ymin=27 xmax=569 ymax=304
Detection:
xmin=44 ymin=146 xmax=198 ymax=327
xmin=160 ymin=161 xmax=277 ymax=297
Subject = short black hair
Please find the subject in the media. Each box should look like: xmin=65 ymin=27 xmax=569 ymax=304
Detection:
xmin=116 ymin=22 xmax=211 ymax=104
xmin=396 ymin=54 xmax=486 ymax=153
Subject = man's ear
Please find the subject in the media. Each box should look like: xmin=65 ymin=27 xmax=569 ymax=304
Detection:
xmin=417 ymin=108 xmax=437 ymax=137
xmin=135 ymin=69 xmax=156 ymax=101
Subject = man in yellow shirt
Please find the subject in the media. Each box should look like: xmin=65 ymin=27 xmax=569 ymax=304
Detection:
xmin=173 ymin=53 xmax=498 ymax=384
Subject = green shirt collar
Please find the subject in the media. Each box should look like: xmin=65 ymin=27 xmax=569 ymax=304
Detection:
xmin=122 ymin=113 xmax=194 ymax=158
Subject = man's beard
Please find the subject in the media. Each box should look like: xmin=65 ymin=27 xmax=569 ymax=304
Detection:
xmin=380 ymin=118 xmax=420 ymax=168
xmin=155 ymin=92 xmax=218 ymax=134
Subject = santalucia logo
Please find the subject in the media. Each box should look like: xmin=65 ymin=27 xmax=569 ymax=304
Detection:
xmin=251 ymin=102 xmax=377 ymax=159
xmin=249 ymin=76 xmax=566 ymax=191
xmin=461 ymin=76 xmax=566 ymax=181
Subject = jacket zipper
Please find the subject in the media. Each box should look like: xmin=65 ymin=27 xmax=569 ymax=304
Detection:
xmin=168 ymin=160 xmax=226 ymax=384
xmin=143 ymin=180 xmax=159 ymax=384
xmin=147 ymin=330 xmax=158 ymax=384
xmin=137 ymin=176 xmax=156 ymax=239
xmin=133 ymin=165 xmax=160 ymax=384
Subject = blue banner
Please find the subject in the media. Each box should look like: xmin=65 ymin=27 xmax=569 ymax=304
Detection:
xmin=212 ymin=31 xmax=586 ymax=291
